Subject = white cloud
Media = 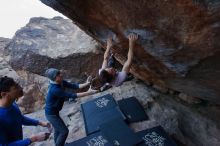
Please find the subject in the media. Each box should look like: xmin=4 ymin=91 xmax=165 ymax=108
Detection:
xmin=0 ymin=0 xmax=66 ymax=38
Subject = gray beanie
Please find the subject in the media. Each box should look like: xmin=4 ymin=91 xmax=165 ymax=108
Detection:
xmin=45 ymin=68 xmax=60 ymax=81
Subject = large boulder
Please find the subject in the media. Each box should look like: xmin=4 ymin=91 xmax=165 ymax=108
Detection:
xmin=40 ymin=0 xmax=220 ymax=103
xmin=7 ymin=17 xmax=103 ymax=82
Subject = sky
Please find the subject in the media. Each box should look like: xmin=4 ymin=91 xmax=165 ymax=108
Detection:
xmin=0 ymin=0 xmax=66 ymax=38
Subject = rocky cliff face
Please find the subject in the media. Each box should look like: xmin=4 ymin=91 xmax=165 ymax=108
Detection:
xmin=40 ymin=0 xmax=220 ymax=103
xmin=1 ymin=17 xmax=103 ymax=113
xmin=7 ymin=17 xmax=103 ymax=81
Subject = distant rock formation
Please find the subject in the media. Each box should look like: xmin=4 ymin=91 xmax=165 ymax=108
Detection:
xmin=1 ymin=17 xmax=103 ymax=113
xmin=40 ymin=0 xmax=220 ymax=104
xmin=7 ymin=17 xmax=103 ymax=82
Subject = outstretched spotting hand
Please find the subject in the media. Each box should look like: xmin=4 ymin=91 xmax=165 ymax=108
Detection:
xmin=39 ymin=121 xmax=53 ymax=133
xmin=88 ymin=85 xmax=99 ymax=94
xmin=86 ymin=75 xmax=93 ymax=85
xmin=30 ymin=132 xmax=50 ymax=142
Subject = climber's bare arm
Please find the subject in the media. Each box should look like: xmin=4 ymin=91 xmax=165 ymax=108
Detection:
xmin=101 ymin=38 xmax=113 ymax=69
xmin=122 ymin=34 xmax=138 ymax=73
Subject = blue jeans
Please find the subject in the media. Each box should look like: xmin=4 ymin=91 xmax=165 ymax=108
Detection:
xmin=46 ymin=114 xmax=69 ymax=146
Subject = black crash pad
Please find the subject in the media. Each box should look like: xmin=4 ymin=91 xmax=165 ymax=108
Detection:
xmin=137 ymin=126 xmax=177 ymax=146
xmin=84 ymin=107 xmax=125 ymax=135
xmin=65 ymin=131 xmax=113 ymax=146
xmin=100 ymin=118 xmax=143 ymax=146
xmin=81 ymin=94 xmax=117 ymax=116
xmin=81 ymin=94 xmax=125 ymax=135
xmin=118 ymin=97 xmax=148 ymax=123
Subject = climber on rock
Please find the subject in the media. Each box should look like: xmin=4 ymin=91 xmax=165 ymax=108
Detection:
xmin=99 ymin=33 xmax=138 ymax=90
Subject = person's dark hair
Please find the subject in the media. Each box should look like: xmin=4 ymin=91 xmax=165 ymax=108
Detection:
xmin=0 ymin=76 xmax=16 ymax=99
xmin=99 ymin=70 xmax=113 ymax=84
